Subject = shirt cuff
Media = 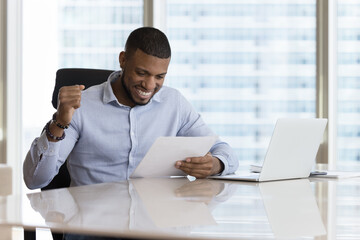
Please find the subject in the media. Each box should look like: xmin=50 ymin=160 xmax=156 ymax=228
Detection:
xmin=36 ymin=131 xmax=61 ymax=157
xmin=212 ymin=154 xmax=229 ymax=176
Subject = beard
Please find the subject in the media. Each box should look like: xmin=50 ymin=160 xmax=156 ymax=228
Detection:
xmin=120 ymin=70 xmax=156 ymax=106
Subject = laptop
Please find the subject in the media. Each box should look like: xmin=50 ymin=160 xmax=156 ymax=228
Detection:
xmin=209 ymin=118 xmax=328 ymax=182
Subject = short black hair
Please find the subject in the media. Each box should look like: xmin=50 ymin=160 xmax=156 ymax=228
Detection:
xmin=124 ymin=27 xmax=171 ymax=59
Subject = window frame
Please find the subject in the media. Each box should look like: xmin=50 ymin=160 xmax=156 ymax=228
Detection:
xmin=4 ymin=0 xmax=23 ymax=197
xmin=0 ymin=0 xmax=6 ymax=164
xmin=316 ymin=0 xmax=338 ymax=168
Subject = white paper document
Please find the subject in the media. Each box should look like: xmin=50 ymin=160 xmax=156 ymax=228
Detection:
xmin=130 ymin=136 xmax=217 ymax=178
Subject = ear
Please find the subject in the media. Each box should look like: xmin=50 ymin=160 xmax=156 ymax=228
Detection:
xmin=119 ymin=51 xmax=126 ymax=69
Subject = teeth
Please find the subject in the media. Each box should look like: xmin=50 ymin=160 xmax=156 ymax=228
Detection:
xmin=138 ymin=89 xmax=152 ymax=96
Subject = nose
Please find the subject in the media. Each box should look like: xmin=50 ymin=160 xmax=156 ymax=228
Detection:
xmin=142 ymin=76 xmax=156 ymax=90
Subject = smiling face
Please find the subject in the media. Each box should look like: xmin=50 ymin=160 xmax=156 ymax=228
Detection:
xmin=114 ymin=49 xmax=171 ymax=107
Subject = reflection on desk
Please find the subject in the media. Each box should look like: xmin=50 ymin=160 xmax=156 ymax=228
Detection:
xmin=28 ymin=178 xmax=232 ymax=238
xmin=259 ymin=179 xmax=326 ymax=238
xmin=130 ymin=178 xmax=217 ymax=228
xmin=25 ymin=177 xmax=330 ymax=239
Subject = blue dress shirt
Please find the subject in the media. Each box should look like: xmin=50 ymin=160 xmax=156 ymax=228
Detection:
xmin=23 ymin=71 xmax=239 ymax=189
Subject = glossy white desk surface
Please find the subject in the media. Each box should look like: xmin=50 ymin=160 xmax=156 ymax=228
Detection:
xmin=2 ymin=177 xmax=360 ymax=239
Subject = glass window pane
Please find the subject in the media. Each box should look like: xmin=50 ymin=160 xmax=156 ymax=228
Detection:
xmin=22 ymin=0 xmax=143 ymax=160
xmin=337 ymin=1 xmax=360 ymax=171
xmin=166 ymin=0 xmax=316 ymax=170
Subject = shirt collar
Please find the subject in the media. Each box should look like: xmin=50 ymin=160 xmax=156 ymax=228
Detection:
xmin=103 ymin=71 xmax=162 ymax=106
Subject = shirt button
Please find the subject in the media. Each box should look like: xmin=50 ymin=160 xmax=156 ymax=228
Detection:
xmin=43 ymin=146 xmax=47 ymax=150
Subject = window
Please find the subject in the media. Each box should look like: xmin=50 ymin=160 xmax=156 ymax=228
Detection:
xmin=20 ymin=0 xmax=360 ymax=180
xmin=22 ymin=0 xmax=143 ymax=165
xmin=337 ymin=1 xmax=360 ymax=170
xmin=165 ymin=0 xmax=316 ymax=169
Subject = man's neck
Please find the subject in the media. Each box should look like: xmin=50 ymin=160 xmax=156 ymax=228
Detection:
xmin=111 ymin=75 xmax=135 ymax=108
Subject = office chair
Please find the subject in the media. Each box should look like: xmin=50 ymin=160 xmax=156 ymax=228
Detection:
xmin=24 ymin=68 xmax=113 ymax=240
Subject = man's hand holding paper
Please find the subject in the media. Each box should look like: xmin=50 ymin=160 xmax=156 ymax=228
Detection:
xmin=130 ymin=136 xmax=219 ymax=178
xmin=175 ymin=153 xmax=224 ymax=178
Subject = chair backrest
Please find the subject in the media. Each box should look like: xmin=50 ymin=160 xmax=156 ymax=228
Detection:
xmin=42 ymin=68 xmax=113 ymax=191
xmin=52 ymin=68 xmax=114 ymax=108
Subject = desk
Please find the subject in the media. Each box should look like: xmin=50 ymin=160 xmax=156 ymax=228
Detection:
xmin=1 ymin=176 xmax=360 ymax=239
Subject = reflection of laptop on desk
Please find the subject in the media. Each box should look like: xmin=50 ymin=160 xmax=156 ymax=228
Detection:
xmin=210 ymin=118 xmax=328 ymax=182
xmin=259 ymin=179 xmax=326 ymax=238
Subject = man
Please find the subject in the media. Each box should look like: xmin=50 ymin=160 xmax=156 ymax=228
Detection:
xmin=23 ymin=27 xmax=239 ymax=190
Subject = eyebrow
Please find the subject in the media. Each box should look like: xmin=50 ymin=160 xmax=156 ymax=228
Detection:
xmin=135 ymin=67 xmax=167 ymax=76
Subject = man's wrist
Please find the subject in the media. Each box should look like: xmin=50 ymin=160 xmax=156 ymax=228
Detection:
xmin=212 ymin=157 xmax=224 ymax=175
xmin=52 ymin=112 xmax=70 ymax=129
xmin=44 ymin=120 xmax=65 ymax=142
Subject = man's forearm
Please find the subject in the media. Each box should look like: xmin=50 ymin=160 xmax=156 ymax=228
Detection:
xmin=23 ymin=132 xmax=62 ymax=189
